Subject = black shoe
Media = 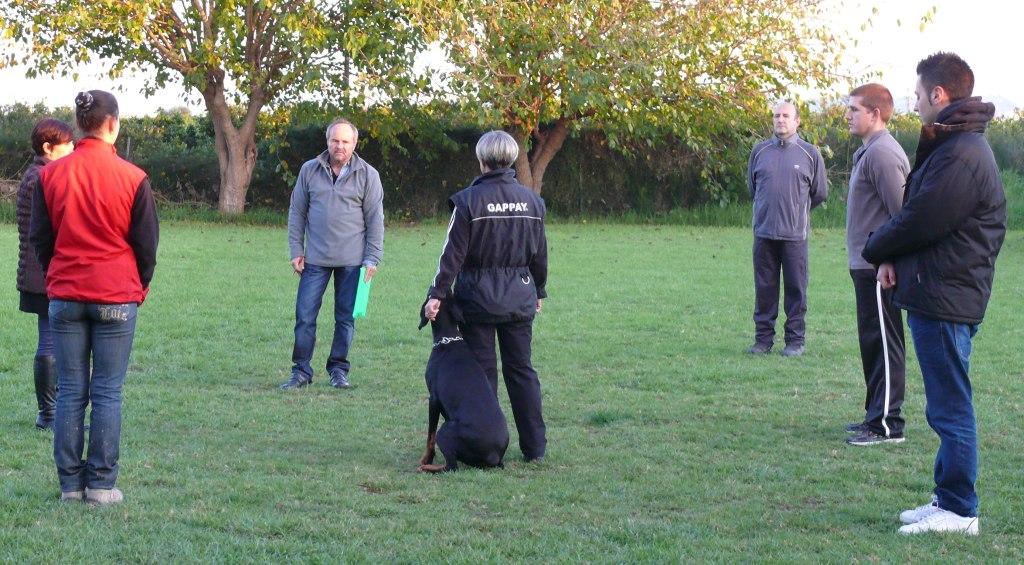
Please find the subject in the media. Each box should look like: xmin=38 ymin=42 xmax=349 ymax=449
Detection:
xmin=845 ymin=422 xmax=868 ymax=434
xmin=329 ymin=369 xmax=351 ymax=389
xmin=846 ymin=430 xmax=905 ymax=446
xmin=34 ymin=355 xmax=56 ymax=430
xmin=745 ymin=342 xmax=772 ymax=355
xmin=780 ymin=344 xmax=805 ymax=357
xmin=280 ymin=371 xmax=312 ymax=390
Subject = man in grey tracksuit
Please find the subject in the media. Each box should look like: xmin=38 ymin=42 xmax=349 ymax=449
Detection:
xmin=282 ymin=118 xmax=385 ymax=390
xmin=747 ymin=102 xmax=827 ymax=357
xmin=843 ymin=83 xmax=909 ymax=446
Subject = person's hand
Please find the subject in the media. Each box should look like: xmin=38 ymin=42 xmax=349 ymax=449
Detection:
xmin=364 ymin=265 xmax=377 ymax=283
xmin=424 ymin=298 xmax=441 ymax=321
xmin=536 ymin=299 xmax=543 ymax=313
xmin=877 ymin=262 xmax=896 ymax=289
xmin=291 ymin=256 xmax=305 ymax=275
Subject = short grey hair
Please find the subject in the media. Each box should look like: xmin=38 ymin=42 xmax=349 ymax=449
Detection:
xmin=326 ymin=118 xmax=359 ymax=141
xmin=476 ymin=130 xmax=519 ymax=170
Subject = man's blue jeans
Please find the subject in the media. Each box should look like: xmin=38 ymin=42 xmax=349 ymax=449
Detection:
xmin=907 ymin=312 xmax=979 ymax=517
xmin=49 ymin=300 xmax=138 ymax=493
xmin=292 ymin=264 xmax=360 ymax=378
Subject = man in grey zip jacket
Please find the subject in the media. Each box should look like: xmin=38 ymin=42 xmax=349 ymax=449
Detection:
xmin=843 ymin=83 xmax=909 ymax=446
xmin=282 ymin=118 xmax=384 ymax=390
xmin=746 ymin=101 xmax=827 ymax=357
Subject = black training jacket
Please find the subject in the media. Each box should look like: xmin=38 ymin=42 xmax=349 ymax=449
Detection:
xmin=428 ymin=168 xmax=548 ymax=323
xmin=862 ymin=98 xmax=1006 ymax=325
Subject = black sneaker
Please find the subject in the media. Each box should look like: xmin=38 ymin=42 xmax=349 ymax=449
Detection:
xmin=329 ymin=369 xmax=351 ymax=389
xmin=280 ymin=371 xmax=312 ymax=390
xmin=845 ymin=422 xmax=867 ymax=434
xmin=846 ymin=430 xmax=904 ymax=446
xmin=745 ymin=342 xmax=772 ymax=355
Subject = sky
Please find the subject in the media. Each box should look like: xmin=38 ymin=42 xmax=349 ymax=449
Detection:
xmin=0 ymin=0 xmax=1019 ymax=117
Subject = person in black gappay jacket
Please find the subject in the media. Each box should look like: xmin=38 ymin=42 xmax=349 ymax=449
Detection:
xmin=862 ymin=53 xmax=1006 ymax=536
xmin=423 ymin=130 xmax=548 ymax=462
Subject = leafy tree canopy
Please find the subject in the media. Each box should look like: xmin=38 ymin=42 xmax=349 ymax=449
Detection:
xmin=414 ymin=0 xmax=848 ymax=198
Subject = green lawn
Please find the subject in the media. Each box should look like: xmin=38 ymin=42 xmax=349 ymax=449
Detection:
xmin=1 ymin=222 xmax=1021 ymax=561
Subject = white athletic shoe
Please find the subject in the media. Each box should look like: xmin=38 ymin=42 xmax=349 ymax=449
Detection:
xmin=899 ymin=495 xmax=939 ymax=524
xmin=898 ymin=508 xmax=978 ymax=535
xmin=85 ymin=487 xmax=124 ymax=506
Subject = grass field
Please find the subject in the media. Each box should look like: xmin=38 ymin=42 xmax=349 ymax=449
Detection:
xmin=1 ymin=221 xmax=1022 ymax=561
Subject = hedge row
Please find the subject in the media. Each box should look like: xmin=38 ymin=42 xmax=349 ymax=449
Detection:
xmin=2 ymin=103 xmax=1022 ymax=218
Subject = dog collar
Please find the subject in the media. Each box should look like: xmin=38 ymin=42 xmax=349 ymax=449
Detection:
xmin=433 ymin=336 xmax=464 ymax=348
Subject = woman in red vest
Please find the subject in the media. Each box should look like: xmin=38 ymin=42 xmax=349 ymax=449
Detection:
xmin=30 ymin=90 xmax=159 ymax=506
xmin=16 ymin=118 xmax=74 ymax=430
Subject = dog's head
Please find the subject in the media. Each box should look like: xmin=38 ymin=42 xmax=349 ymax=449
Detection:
xmin=418 ymin=297 xmax=465 ymax=342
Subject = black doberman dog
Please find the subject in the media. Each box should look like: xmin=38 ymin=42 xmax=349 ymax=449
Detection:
xmin=417 ymin=299 xmax=509 ymax=472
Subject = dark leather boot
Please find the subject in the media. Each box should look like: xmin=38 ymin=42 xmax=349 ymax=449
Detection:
xmin=34 ymin=355 xmax=56 ymax=430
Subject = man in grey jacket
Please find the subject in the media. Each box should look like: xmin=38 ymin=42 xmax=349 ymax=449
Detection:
xmin=843 ymin=83 xmax=909 ymax=446
xmin=282 ymin=118 xmax=384 ymax=389
xmin=747 ymin=101 xmax=827 ymax=357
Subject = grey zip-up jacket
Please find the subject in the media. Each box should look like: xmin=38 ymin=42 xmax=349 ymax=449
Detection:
xmin=747 ymin=134 xmax=828 ymax=241
xmin=846 ymin=129 xmax=909 ymax=270
xmin=288 ymin=151 xmax=384 ymax=267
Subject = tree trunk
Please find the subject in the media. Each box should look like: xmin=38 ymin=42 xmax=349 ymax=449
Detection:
xmin=510 ymin=128 xmax=535 ymax=191
xmin=202 ymin=71 xmax=262 ymax=215
xmin=510 ymin=119 xmax=572 ymax=194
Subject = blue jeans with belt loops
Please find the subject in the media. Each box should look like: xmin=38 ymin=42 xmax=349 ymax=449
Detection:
xmin=49 ymin=300 xmax=138 ymax=493
xmin=907 ymin=312 xmax=980 ymax=518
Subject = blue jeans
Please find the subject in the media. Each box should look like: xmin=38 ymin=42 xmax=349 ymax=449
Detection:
xmin=49 ymin=300 xmax=138 ymax=492
xmin=37 ymin=313 xmax=54 ymax=357
xmin=907 ymin=312 xmax=979 ymax=517
xmin=292 ymin=264 xmax=360 ymax=378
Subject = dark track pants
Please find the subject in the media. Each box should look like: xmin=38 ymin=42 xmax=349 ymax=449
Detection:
xmin=851 ymin=269 xmax=906 ymax=436
xmin=753 ymin=237 xmax=808 ymax=347
xmin=460 ymin=320 xmax=546 ymax=460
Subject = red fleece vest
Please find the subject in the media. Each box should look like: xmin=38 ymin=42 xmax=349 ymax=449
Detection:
xmin=38 ymin=137 xmax=148 ymax=304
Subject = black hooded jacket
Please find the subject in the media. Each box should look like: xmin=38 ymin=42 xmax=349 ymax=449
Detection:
xmin=427 ymin=168 xmax=548 ymax=324
xmin=862 ymin=97 xmax=1006 ymax=324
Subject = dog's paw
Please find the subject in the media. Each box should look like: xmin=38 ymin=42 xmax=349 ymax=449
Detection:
xmin=418 ymin=463 xmax=446 ymax=473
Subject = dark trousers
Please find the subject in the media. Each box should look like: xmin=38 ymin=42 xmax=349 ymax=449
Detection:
xmin=850 ymin=269 xmax=905 ymax=436
xmin=753 ymin=237 xmax=808 ymax=346
xmin=460 ymin=320 xmax=546 ymax=460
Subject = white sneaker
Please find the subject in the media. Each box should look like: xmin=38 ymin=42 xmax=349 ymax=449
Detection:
xmin=898 ymin=508 xmax=978 ymax=535
xmin=85 ymin=487 xmax=124 ymax=506
xmin=899 ymin=495 xmax=939 ymax=524
xmin=60 ymin=490 xmax=84 ymax=503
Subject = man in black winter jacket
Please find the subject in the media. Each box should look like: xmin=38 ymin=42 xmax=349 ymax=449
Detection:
xmin=424 ymin=130 xmax=548 ymax=462
xmin=862 ymin=53 xmax=1006 ymax=536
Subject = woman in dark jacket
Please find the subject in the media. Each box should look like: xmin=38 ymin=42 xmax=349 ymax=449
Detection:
xmin=423 ymin=130 xmax=549 ymax=462
xmin=30 ymin=90 xmax=159 ymax=505
xmin=16 ymin=118 xmax=74 ymax=430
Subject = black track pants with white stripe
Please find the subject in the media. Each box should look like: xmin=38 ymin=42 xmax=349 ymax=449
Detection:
xmin=851 ymin=269 xmax=906 ymax=436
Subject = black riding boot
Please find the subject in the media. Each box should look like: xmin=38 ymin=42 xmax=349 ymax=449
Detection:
xmin=34 ymin=355 xmax=56 ymax=430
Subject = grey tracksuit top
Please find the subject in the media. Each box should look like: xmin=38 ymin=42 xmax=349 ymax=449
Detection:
xmin=846 ymin=129 xmax=909 ymax=270
xmin=747 ymin=134 xmax=828 ymax=241
xmin=288 ymin=151 xmax=384 ymax=267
